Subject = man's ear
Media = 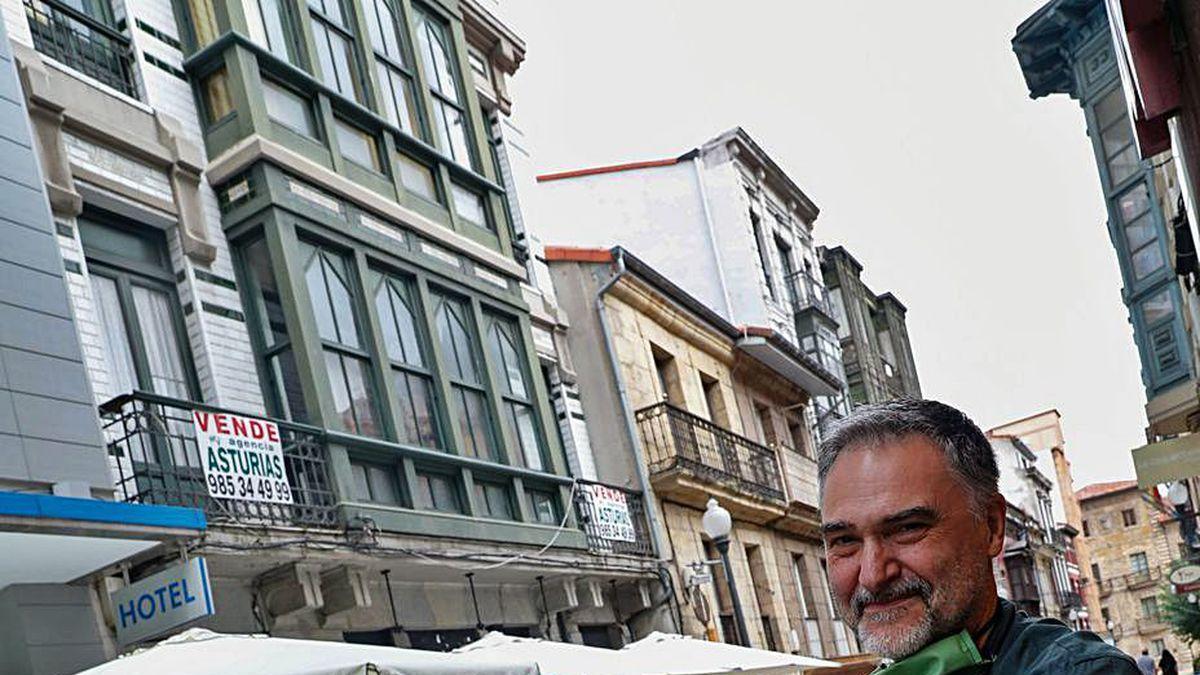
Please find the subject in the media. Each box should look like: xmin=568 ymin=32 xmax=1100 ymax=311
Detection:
xmin=984 ymin=493 xmax=1006 ymax=558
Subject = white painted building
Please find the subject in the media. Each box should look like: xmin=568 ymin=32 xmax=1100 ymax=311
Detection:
xmin=531 ymin=127 xmax=847 ymax=432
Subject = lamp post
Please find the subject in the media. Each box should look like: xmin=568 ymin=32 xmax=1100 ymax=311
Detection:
xmin=702 ymin=498 xmax=750 ymax=647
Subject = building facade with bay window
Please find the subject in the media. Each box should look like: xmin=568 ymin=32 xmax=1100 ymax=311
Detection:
xmin=0 ymin=0 xmax=664 ymax=663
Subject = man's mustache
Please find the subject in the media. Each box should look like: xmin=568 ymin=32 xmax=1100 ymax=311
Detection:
xmin=850 ymin=576 xmax=933 ymax=619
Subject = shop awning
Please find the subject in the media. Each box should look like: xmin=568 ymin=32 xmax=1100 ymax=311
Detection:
xmin=0 ymin=491 xmax=204 ymax=591
xmin=621 ymin=632 xmax=840 ymax=674
xmin=1132 ymin=434 xmax=1200 ymax=488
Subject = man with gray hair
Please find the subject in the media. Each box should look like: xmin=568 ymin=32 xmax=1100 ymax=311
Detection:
xmin=819 ymin=399 xmax=1137 ymax=673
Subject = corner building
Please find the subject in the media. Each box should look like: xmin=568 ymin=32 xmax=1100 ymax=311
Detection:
xmin=3 ymin=0 xmax=661 ymax=656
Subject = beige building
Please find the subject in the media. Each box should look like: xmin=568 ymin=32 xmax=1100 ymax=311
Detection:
xmin=1079 ymin=480 xmax=1194 ymax=667
xmin=545 ymin=246 xmax=862 ymax=659
xmin=988 ymin=411 xmax=1101 ymax=630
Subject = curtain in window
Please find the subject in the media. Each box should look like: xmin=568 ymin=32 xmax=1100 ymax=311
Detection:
xmin=486 ymin=316 xmax=543 ymax=470
xmin=375 ymin=276 xmax=440 ymax=448
xmin=89 ymin=274 xmax=137 ymax=401
xmin=433 ymin=294 xmax=495 ymax=460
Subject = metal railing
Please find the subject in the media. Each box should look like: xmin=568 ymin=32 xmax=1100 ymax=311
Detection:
xmin=1125 ymin=568 xmax=1160 ymax=589
xmin=24 ymin=0 xmax=137 ymax=97
xmin=1137 ymin=616 xmax=1167 ymax=633
xmin=572 ymin=479 xmax=655 ymax=557
xmin=783 ymin=270 xmax=834 ymax=319
xmin=636 ymin=402 xmax=784 ymax=503
xmin=1058 ymin=591 xmax=1083 ymax=610
xmin=100 ymin=391 xmax=338 ymax=528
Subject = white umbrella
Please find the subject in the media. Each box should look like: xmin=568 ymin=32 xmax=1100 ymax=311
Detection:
xmin=455 ymin=632 xmax=634 ymax=674
xmin=620 ymin=632 xmax=840 ymax=674
xmin=75 ymin=628 xmax=539 ymax=675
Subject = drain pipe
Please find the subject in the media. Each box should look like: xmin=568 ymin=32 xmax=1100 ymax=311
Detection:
xmin=692 ymin=155 xmax=734 ymax=319
xmin=595 ymin=249 xmax=669 ymax=559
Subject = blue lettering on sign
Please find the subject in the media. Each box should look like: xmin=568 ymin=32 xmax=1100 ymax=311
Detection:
xmin=117 ymin=577 xmax=199 ymax=629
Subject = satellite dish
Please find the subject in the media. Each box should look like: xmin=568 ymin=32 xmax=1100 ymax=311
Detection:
xmin=1169 ymin=481 xmax=1190 ymax=507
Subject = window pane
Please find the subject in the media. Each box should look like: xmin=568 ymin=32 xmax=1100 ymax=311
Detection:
xmin=1101 ymin=119 xmax=1134 ymax=160
xmin=451 ymin=183 xmax=488 ymax=230
xmin=433 ymin=102 xmax=471 ymax=166
xmin=90 ymin=274 xmax=137 ymax=399
xmin=263 ymin=79 xmax=314 ymax=135
xmin=393 ymin=371 xmax=439 ymax=448
xmin=304 ymin=248 xmax=361 ymax=348
xmin=1117 ymin=183 xmax=1151 ymax=223
xmin=268 ymin=349 xmax=309 ymax=422
xmin=201 ymin=67 xmax=233 ymax=124
xmin=328 ymin=28 xmax=361 ymax=102
xmin=304 ymin=250 xmax=339 ymax=343
xmin=487 ymin=320 xmax=527 ymax=397
xmin=1095 ymin=88 xmax=1126 ymax=128
xmin=335 ymin=118 xmax=380 ymax=171
xmin=435 ymin=297 xmax=480 ymax=383
xmin=1123 ymin=213 xmax=1156 ymax=252
xmin=1107 ymin=145 xmax=1140 ymax=186
xmin=417 ymin=13 xmax=458 ymax=102
xmin=132 ymin=285 xmax=191 ymax=399
xmin=397 ymin=152 xmax=437 ymax=201
xmin=377 ymin=62 xmax=419 ymax=135
xmin=375 ymin=279 xmax=424 ymax=366
xmin=417 ymin=472 xmax=460 ymax=512
xmin=344 ymin=354 xmax=380 ymax=437
xmin=367 ymin=464 xmax=399 ymax=504
xmin=529 ymin=491 xmax=557 ymax=524
xmin=511 ymin=403 xmax=542 ymax=471
xmin=325 ymin=350 xmax=353 ymax=429
xmin=350 ymin=461 xmax=371 ymax=500
xmin=1143 ymin=289 xmax=1173 ymax=325
xmin=258 ymin=0 xmax=294 ymax=62
xmin=455 ymin=387 xmax=494 ymax=459
xmin=475 ymin=481 xmax=512 ymax=520
xmin=366 ymin=0 xmax=400 ymax=60
xmin=242 ymin=239 xmax=288 ymax=348
xmin=1131 ymin=243 xmax=1165 ymax=280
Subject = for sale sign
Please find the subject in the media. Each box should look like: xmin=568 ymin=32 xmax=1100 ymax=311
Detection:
xmin=582 ymin=483 xmax=636 ymax=542
xmin=193 ymin=410 xmax=293 ymax=504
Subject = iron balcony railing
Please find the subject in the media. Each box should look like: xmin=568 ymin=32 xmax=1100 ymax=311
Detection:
xmin=1125 ymin=568 xmax=1160 ymax=589
xmin=1057 ymin=591 xmax=1083 ymax=610
xmin=1137 ymin=616 xmax=1167 ymax=633
xmin=24 ymin=0 xmax=138 ymax=98
xmin=100 ymin=391 xmax=338 ymax=528
xmin=784 ymin=270 xmax=835 ymax=320
xmin=636 ymin=402 xmax=784 ymax=503
xmin=572 ymin=479 xmax=654 ymax=557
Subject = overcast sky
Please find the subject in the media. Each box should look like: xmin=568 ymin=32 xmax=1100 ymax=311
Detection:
xmin=503 ymin=0 xmax=1147 ymax=488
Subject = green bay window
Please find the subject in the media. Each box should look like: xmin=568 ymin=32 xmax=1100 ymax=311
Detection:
xmin=373 ymin=272 xmax=441 ymax=448
xmin=241 ymin=237 xmax=310 ymax=422
xmin=397 ymin=152 xmax=439 ymax=202
xmin=485 ymin=314 xmax=544 ymax=470
xmin=414 ymin=7 xmax=472 ymax=168
xmin=416 ymin=468 xmax=463 ymax=513
xmin=349 ymin=458 xmax=401 ymax=504
xmin=300 ymin=241 xmax=381 ymax=436
xmin=473 ymin=478 xmax=514 ymax=520
xmin=308 ymin=0 xmax=363 ymax=103
xmin=432 ymin=292 xmax=497 ymax=460
xmin=451 ymin=182 xmax=490 ymax=232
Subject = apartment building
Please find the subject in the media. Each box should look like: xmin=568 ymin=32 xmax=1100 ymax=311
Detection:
xmin=819 ymin=245 xmax=921 ymax=408
xmin=533 ymin=128 xmax=849 ymax=437
xmin=545 ymin=246 xmax=858 ymax=659
xmin=1079 ymin=480 xmax=1195 ymax=667
xmin=3 ymin=0 xmax=663 ymax=661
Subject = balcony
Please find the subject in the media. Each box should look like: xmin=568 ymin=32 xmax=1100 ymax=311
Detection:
xmin=24 ymin=0 xmax=137 ymax=98
xmin=636 ymin=402 xmax=785 ymax=513
xmin=102 ymin=392 xmax=657 ymax=557
xmin=1137 ymin=616 xmax=1168 ymax=633
xmin=784 ymin=270 xmax=835 ymax=320
xmin=1058 ymin=591 xmax=1083 ymax=610
xmin=1125 ymin=568 xmax=1161 ymax=590
xmin=100 ymin=391 xmax=339 ymax=528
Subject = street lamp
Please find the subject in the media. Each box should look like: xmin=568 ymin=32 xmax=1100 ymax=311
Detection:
xmin=702 ymin=498 xmax=750 ymax=647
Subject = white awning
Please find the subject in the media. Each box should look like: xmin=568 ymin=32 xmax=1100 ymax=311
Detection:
xmin=621 ymin=632 xmax=839 ymax=674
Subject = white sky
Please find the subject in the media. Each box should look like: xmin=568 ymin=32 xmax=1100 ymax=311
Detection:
xmin=503 ymin=0 xmax=1148 ymax=488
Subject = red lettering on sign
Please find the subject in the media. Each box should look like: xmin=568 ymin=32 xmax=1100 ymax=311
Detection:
xmin=194 ymin=411 xmax=211 ymax=432
xmin=231 ymin=416 xmax=247 ymax=437
xmin=248 ymin=420 xmax=264 ymax=439
xmin=214 ymin=414 xmax=230 ymax=434
xmin=266 ymin=423 xmax=280 ymax=443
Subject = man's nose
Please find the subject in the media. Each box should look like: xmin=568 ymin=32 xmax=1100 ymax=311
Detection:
xmin=857 ymin=538 xmax=900 ymax=592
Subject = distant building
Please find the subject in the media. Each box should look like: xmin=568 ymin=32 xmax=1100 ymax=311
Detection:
xmin=820 ymin=246 xmax=921 ymax=407
xmin=1078 ymin=480 xmax=1195 ymax=665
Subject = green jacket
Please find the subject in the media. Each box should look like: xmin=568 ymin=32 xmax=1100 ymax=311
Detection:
xmin=877 ymin=599 xmax=1141 ymax=675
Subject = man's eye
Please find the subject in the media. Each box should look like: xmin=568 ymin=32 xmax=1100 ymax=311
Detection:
xmin=896 ymin=523 xmax=928 ymax=535
xmin=829 ymin=536 xmax=858 ymax=547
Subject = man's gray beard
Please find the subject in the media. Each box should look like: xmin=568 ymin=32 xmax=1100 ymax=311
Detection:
xmin=835 ymin=570 xmax=978 ymax=661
